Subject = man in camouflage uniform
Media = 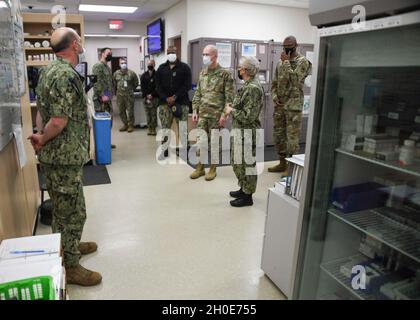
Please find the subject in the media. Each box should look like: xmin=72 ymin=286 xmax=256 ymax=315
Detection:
xmin=222 ymin=56 xmax=263 ymax=207
xmin=269 ymin=36 xmax=311 ymax=176
xmin=155 ymin=46 xmax=192 ymax=158
xmin=93 ymin=47 xmax=116 ymax=148
xmin=191 ymin=45 xmax=234 ymax=181
xmin=29 ymin=27 xmax=102 ymax=286
xmin=113 ymin=58 xmax=139 ymax=133
xmin=140 ymin=59 xmax=159 ymax=136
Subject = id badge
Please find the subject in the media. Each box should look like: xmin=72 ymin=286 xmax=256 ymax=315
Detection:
xmin=124 ymin=80 xmax=128 ymax=88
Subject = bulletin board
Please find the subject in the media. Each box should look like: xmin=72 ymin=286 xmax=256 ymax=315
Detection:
xmin=0 ymin=1 xmax=25 ymax=151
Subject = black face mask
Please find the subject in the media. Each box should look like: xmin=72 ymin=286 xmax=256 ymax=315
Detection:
xmin=238 ymin=69 xmax=243 ymax=80
xmin=148 ymin=65 xmax=154 ymax=71
xmin=284 ymin=47 xmax=295 ymax=55
xmin=105 ymin=54 xmax=112 ymax=62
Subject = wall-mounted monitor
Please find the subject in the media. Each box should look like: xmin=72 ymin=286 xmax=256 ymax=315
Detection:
xmin=147 ymin=18 xmax=164 ymax=55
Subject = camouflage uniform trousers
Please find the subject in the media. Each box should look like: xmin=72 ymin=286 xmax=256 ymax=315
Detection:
xmin=231 ymin=129 xmax=258 ymax=195
xmin=40 ymin=164 xmax=86 ymax=268
xmin=196 ymin=115 xmax=222 ymax=164
xmin=273 ymin=105 xmax=302 ymax=158
xmin=158 ymin=103 xmax=189 ymax=145
xmin=145 ymin=98 xmax=159 ymax=130
xmin=117 ymin=94 xmax=135 ymax=126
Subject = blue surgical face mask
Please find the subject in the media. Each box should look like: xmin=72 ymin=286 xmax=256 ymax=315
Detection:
xmin=168 ymin=53 xmax=177 ymax=63
xmin=203 ymin=55 xmax=211 ymax=66
xmin=121 ymin=64 xmax=127 ymax=70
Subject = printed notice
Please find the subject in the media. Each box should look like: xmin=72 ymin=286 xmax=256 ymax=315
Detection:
xmin=216 ymin=42 xmax=232 ymax=68
xmin=12 ymin=124 xmax=26 ymax=168
xmin=242 ymin=43 xmax=257 ymax=57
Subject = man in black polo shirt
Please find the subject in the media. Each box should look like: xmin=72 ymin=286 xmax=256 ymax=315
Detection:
xmin=155 ymin=46 xmax=192 ymax=157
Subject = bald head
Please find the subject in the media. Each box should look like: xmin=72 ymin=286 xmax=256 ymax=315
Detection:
xmin=51 ymin=27 xmax=80 ymax=53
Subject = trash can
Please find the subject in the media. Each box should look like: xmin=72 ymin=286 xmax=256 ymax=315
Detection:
xmin=93 ymin=112 xmax=111 ymax=165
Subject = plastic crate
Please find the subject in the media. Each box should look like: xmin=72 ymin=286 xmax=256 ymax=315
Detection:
xmin=0 ymin=276 xmax=56 ymax=300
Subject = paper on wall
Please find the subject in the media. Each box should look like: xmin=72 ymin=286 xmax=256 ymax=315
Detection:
xmin=216 ymin=42 xmax=232 ymax=68
xmin=12 ymin=124 xmax=26 ymax=168
xmin=306 ymin=51 xmax=314 ymax=64
xmin=242 ymin=43 xmax=257 ymax=57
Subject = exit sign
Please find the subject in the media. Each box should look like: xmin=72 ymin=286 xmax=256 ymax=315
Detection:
xmin=109 ymin=20 xmax=124 ymax=30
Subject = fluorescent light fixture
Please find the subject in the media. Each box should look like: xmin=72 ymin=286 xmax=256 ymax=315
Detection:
xmin=79 ymin=4 xmax=138 ymax=13
xmin=85 ymin=34 xmax=140 ymax=38
xmin=0 ymin=1 xmax=8 ymax=8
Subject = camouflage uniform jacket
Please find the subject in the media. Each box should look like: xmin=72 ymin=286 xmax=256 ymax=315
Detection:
xmin=92 ymin=61 xmax=114 ymax=101
xmin=232 ymin=77 xmax=264 ymax=130
xmin=192 ymin=63 xmax=234 ymax=118
xmin=36 ymin=57 xmax=89 ymax=166
xmin=113 ymin=69 xmax=139 ymax=96
xmin=271 ymin=53 xmax=311 ymax=111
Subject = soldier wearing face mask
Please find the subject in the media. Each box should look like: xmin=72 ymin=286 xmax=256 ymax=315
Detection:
xmin=140 ymin=60 xmax=159 ymax=136
xmin=113 ymin=59 xmax=139 ymax=133
xmin=155 ymin=46 xmax=192 ymax=158
xmin=269 ymin=36 xmax=311 ymax=176
xmin=29 ymin=27 xmax=102 ymax=286
xmin=190 ymin=45 xmax=234 ymax=181
xmin=93 ymin=47 xmax=116 ymax=148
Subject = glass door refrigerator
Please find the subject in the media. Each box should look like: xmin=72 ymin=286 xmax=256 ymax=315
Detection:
xmin=294 ymin=9 xmax=420 ymax=300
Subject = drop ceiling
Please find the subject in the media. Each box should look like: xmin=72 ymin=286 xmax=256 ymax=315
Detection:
xmin=19 ymin=0 xmax=309 ymax=22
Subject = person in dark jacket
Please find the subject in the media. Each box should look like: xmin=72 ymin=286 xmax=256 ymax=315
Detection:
xmin=155 ymin=46 xmax=192 ymax=157
xmin=140 ymin=60 xmax=159 ymax=136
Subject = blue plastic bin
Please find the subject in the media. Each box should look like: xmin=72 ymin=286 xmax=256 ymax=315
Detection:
xmin=93 ymin=112 xmax=111 ymax=165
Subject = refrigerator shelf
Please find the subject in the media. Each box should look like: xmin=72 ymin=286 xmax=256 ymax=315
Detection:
xmin=320 ymin=256 xmax=375 ymax=300
xmin=335 ymin=148 xmax=420 ymax=178
xmin=328 ymin=208 xmax=420 ymax=264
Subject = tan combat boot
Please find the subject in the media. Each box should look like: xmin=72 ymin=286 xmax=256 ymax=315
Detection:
xmin=119 ymin=124 xmax=128 ymax=132
xmin=66 ymin=264 xmax=102 ymax=286
xmin=151 ymin=128 xmax=157 ymax=136
xmin=205 ymin=165 xmax=217 ymax=181
xmin=127 ymin=125 xmax=134 ymax=133
xmin=268 ymin=158 xmax=287 ymax=173
xmin=190 ymin=163 xmax=205 ymax=179
xmin=79 ymin=242 xmax=98 ymax=255
xmin=147 ymin=128 xmax=152 ymax=136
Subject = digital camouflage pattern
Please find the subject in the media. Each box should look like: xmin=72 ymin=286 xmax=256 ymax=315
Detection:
xmin=92 ymin=61 xmax=114 ymax=112
xmin=193 ymin=64 xmax=234 ymax=160
xmin=271 ymin=53 xmax=311 ymax=157
xmin=273 ymin=108 xmax=302 ymax=157
xmin=159 ymin=104 xmax=189 ymax=130
xmin=145 ymin=98 xmax=159 ymax=130
xmin=41 ymin=164 xmax=86 ymax=268
xmin=36 ymin=57 xmax=89 ymax=166
xmin=192 ymin=64 xmax=234 ymax=119
xmin=36 ymin=57 xmax=89 ymax=268
xmin=114 ymin=69 xmax=139 ymax=126
xmin=231 ymin=77 xmax=264 ymax=195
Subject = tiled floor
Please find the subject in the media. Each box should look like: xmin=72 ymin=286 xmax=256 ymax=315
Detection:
xmin=37 ymin=115 xmax=286 ymax=300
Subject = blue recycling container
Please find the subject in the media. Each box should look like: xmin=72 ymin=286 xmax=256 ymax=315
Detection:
xmin=93 ymin=112 xmax=111 ymax=165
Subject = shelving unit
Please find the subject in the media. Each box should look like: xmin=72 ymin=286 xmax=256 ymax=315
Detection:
xmin=328 ymin=208 xmax=420 ymax=264
xmin=26 ymin=61 xmax=50 ymax=67
xmin=21 ymin=13 xmax=84 ymax=65
xmin=320 ymin=255 xmax=375 ymax=300
xmin=336 ymin=148 xmax=420 ymax=178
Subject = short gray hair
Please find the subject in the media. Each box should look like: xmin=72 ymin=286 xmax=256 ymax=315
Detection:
xmin=204 ymin=44 xmax=218 ymax=56
xmin=239 ymin=56 xmax=260 ymax=76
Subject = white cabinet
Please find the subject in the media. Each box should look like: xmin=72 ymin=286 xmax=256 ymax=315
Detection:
xmin=261 ymin=187 xmax=301 ymax=299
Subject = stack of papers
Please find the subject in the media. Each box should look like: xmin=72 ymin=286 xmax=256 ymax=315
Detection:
xmin=0 ymin=234 xmax=65 ymax=300
xmin=284 ymin=154 xmax=305 ymax=201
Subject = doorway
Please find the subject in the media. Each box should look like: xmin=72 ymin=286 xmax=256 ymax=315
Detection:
xmin=97 ymin=48 xmax=127 ymax=74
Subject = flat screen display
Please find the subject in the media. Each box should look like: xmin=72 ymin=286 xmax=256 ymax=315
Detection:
xmin=147 ymin=19 xmax=164 ymax=55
